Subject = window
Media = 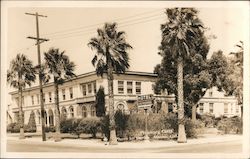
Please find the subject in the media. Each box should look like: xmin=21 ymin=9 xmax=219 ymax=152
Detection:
xmin=31 ymin=96 xmax=34 ymax=105
xmin=118 ymin=81 xmax=124 ymax=94
xmin=44 ymin=111 xmax=47 ymax=125
xmin=209 ymin=90 xmax=213 ymax=97
xmin=69 ymin=106 xmax=74 ymax=117
xmin=127 ymin=81 xmax=133 ymax=94
xmin=93 ymin=82 xmax=97 ymax=94
xmin=37 ymin=94 xmax=39 ymax=104
xmin=82 ymin=84 xmax=86 ymax=96
xmin=209 ymin=103 xmax=214 ymax=113
xmin=43 ymin=93 xmax=45 ymax=103
xmin=22 ymin=96 xmax=24 ymax=105
xmin=88 ymin=83 xmax=92 ymax=94
xmin=82 ymin=106 xmax=87 ymax=118
xmin=236 ymin=105 xmax=239 ymax=113
xmin=48 ymin=109 xmax=54 ymax=126
xmin=199 ymin=103 xmax=204 ymax=114
xmin=168 ymin=103 xmax=173 ymax=112
xmin=117 ymin=104 xmax=125 ymax=113
xmin=69 ymin=87 xmax=73 ymax=99
xmin=49 ymin=92 xmax=52 ymax=103
xmin=91 ymin=105 xmax=96 ymax=116
xmin=62 ymin=89 xmax=66 ymax=100
xmin=136 ymin=82 xmax=141 ymax=94
xmin=224 ymin=103 xmax=228 ymax=113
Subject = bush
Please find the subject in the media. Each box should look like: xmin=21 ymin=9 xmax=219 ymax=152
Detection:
xmin=115 ymin=110 xmax=129 ymax=138
xmin=45 ymin=126 xmax=56 ymax=132
xmin=200 ymin=114 xmax=215 ymax=128
xmin=27 ymin=111 xmax=37 ymax=132
xmin=185 ymin=119 xmax=205 ymax=138
xmin=7 ymin=122 xmax=37 ymax=133
xmin=77 ymin=117 xmax=102 ymax=138
xmin=217 ymin=116 xmax=242 ymax=134
xmin=60 ymin=118 xmax=82 ymax=137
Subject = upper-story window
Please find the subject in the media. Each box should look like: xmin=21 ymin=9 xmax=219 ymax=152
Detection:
xmin=49 ymin=92 xmax=52 ymax=103
xmin=209 ymin=89 xmax=213 ymax=97
xmin=81 ymin=84 xmax=87 ymax=96
xmin=199 ymin=103 xmax=204 ymax=114
xmin=31 ymin=96 xmax=34 ymax=105
xmin=118 ymin=81 xmax=124 ymax=94
xmin=93 ymin=82 xmax=96 ymax=94
xmin=69 ymin=87 xmax=73 ymax=99
xmin=136 ymin=82 xmax=141 ymax=94
xmin=37 ymin=94 xmax=39 ymax=104
xmin=209 ymin=103 xmax=214 ymax=113
xmin=236 ymin=105 xmax=239 ymax=113
xmin=224 ymin=103 xmax=228 ymax=113
xmin=88 ymin=83 xmax=92 ymax=94
xmin=43 ymin=93 xmax=45 ymax=103
xmin=62 ymin=89 xmax=66 ymax=100
xmin=127 ymin=81 xmax=133 ymax=94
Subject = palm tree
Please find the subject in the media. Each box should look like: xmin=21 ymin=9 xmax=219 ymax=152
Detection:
xmin=88 ymin=23 xmax=132 ymax=145
xmin=7 ymin=54 xmax=36 ymax=139
xmin=44 ymin=48 xmax=76 ymax=142
xmin=160 ymin=8 xmax=204 ymax=143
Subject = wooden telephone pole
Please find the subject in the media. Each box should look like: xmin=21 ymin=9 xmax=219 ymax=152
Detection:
xmin=26 ymin=12 xmax=49 ymax=141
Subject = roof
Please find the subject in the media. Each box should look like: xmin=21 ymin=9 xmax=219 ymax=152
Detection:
xmin=9 ymin=71 xmax=157 ymax=95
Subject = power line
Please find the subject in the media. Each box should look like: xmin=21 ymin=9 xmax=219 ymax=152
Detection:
xmin=42 ymin=9 xmax=165 ymax=37
xmin=49 ymin=15 xmax=165 ymax=41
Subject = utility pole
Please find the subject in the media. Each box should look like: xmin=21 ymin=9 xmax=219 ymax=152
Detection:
xmin=26 ymin=12 xmax=49 ymax=141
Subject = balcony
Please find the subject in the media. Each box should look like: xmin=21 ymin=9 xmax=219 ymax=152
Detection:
xmin=75 ymin=96 xmax=96 ymax=104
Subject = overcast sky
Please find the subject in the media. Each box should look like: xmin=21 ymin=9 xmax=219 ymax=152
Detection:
xmin=3 ymin=1 xmax=249 ymax=102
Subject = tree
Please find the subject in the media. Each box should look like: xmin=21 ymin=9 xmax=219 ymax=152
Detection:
xmin=28 ymin=110 xmax=37 ymax=132
xmin=7 ymin=54 xmax=36 ymax=139
xmin=157 ymin=8 xmax=208 ymax=143
xmin=88 ymin=22 xmax=132 ymax=145
xmin=95 ymin=86 xmax=106 ymax=117
xmin=44 ymin=48 xmax=76 ymax=142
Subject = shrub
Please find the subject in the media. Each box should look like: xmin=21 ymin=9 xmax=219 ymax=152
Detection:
xmin=45 ymin=126 xmax=56 ymax=132
xmin=7 ymin=122 xmax=38 ymax=133
xmin=185 ymin=119 xmax=205 ymax=138
xmin=27 ymin=111 xmax=36 ymax=132
xmin=115 ymin=110 xmax=129 ymax=138
xmin=60 ymin=118 xmax=81 ymax=137
xmin=217 ymin=116 xmax=242 ymax=134
xmin=126 ymin=114 xmax=145 ymax=139
xmin=77 ymin=117 xmax=102 ymax=138
xmin=100 ymin=115 xmax=110 ymax=139
xmin=200 ymin=114 xmax=215 ymax=127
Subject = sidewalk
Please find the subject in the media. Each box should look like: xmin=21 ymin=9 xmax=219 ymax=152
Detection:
xmin=7 ymin=134 xmax=242 ymax=149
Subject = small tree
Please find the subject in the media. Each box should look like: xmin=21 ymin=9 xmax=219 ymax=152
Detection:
xmin=27 ymin=110 xmax=37 ymax=132
xmin=95 ymin=86 xmax=106 ymax=117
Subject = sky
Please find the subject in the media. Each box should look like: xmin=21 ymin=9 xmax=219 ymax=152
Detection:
xmin=3 ymin=2 xmax=248 ymax=101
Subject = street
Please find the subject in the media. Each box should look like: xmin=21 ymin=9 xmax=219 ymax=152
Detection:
xmin=7 ymin=139 xmax=242 ymax=153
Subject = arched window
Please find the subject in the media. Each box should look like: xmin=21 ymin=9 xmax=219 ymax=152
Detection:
xmin=117 ymin=103 xmax=125 ymax=113
xmin=48 ymin=109 xmax=54 ymax=126
xmin=82 ymin=106 xmax=87 ymax=118
xmin=77 ymin=105 xmax=82 ymax=116
xmin=61 ymin=107 xmax=67 ymax=120
xmin=36 ymin=110 xmax=41 ymax=124
xmin=91 ymin=105 xmax=96 ymax=116
xmin=69 ymin=106 xmax=74 ymax=118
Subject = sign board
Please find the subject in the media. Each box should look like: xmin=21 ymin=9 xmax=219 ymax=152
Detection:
xmin=137 ymin=94 xmax=154 ymax=108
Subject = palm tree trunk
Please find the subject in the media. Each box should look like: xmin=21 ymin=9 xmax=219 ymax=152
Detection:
xmin=107 ymin=64 xmax=118 ymax=145
xmin=177 ymin=57 xmax=187 ymax=143
xmin=192 ymin=104 xmax=196 ymax=122
xmin=18 ymin=87 xmax=25 ymax=139
xmin=54 ymin=82 xmax=61 ymax=142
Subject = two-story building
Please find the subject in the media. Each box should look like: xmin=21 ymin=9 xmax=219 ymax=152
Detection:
xmin=8 ymin=71 xmax=241 ymax=131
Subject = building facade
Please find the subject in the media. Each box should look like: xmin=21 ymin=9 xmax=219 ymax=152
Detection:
xmin=7 ymin=71 xmax=241 ymax=131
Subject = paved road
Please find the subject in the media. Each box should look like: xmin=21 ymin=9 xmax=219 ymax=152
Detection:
xmin=7 ymin=140 xmax=242 ymax=153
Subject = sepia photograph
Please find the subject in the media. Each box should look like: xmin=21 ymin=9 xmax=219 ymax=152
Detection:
xmin=1 ymin=1 xmax=249 ymax=158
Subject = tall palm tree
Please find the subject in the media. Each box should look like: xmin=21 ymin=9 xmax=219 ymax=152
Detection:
xmin=88 ymin=23 xmax=132 ymax=145
xmin=7 ymin=54 xmax=36 ymax=139
xmin=44 ymin=48 xmax=76 ymax=142
xmin=160 ymin=8 xmax=204 ymax=143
